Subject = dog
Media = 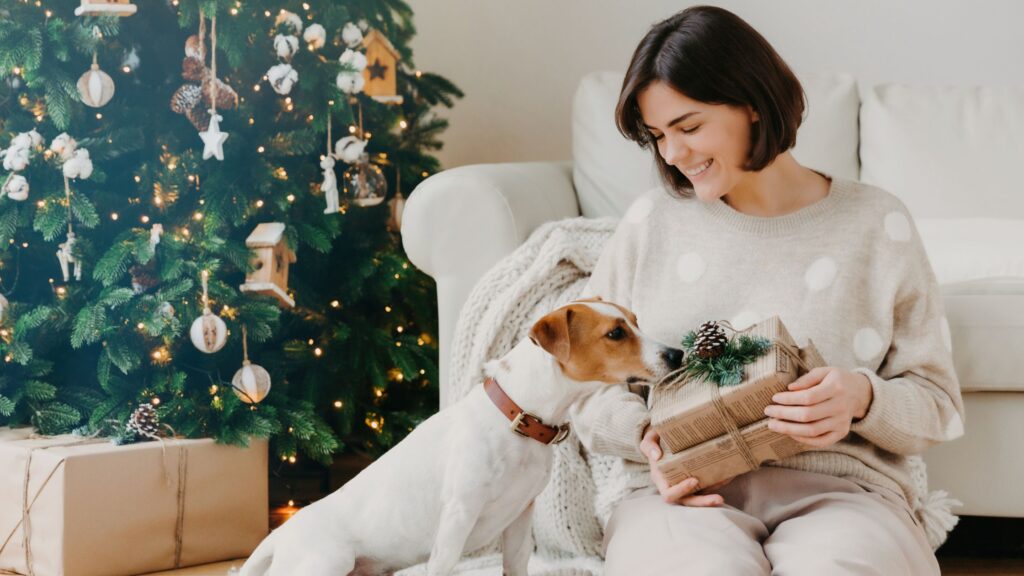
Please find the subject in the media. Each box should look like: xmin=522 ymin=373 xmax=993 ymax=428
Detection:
xmin=240 ymin=297 xmax=683 ymax=576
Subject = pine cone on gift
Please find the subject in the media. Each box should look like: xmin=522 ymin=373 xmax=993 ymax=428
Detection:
xmin=693 ymin=321 xmax=728 ymax=359
xmin=126 ymin=403 xmax=160 ymax=441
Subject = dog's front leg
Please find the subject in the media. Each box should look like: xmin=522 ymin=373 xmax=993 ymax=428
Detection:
xmin=501 ymin=500 xmax=534 ymax=576
xmin=427 ymin=498 xmax=484 ymax=576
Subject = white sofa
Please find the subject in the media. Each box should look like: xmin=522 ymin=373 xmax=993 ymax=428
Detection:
xmin=401 ymin=71 xmax=1024 ymax=518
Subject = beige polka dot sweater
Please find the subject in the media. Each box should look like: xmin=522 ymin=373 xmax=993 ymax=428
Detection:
xmin=571 ymin=175 xmax=966 ymax=508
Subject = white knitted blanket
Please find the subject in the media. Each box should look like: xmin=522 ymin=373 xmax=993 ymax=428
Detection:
xmin=396 ymin=216 xmax=958 ymax=576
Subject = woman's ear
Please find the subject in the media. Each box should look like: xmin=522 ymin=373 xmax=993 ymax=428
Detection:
xmin=748 ymin=106 xmax=760 ymax=123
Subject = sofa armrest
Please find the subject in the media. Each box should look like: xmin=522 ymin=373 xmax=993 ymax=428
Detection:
xmin=401 ymin=161 xmax=580 ymax=408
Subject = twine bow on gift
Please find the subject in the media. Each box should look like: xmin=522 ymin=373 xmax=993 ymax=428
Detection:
xmin=653 ymin=319 xmax=813 ymax=474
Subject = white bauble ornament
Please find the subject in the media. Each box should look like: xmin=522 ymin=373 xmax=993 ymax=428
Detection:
xmin=339 ymin=49 xmax=367 ymax=71
xmin=334 ymin=135 xmax=366 ymax=164
xmin=341 ymin=22 xmax=363 ymax=48
xmin=0 ymin=293 xmax=8 ymax=324
xmin=232 ymin=360 xmax=271 ymax=404
xmin=335 ymin=71 xmax=364 ymax=95
xmin=267 ymin=63 xmax=298 ymax=96
xmin=77 ymin=63 xmax=116 ymax=108
xmin=274 ymin=34 xmax=299 ymax=60
xmin=303 ymin=23 xmax=326 ymax=49
xmin=63 ymin=149 xmax=93 ymax=180
xmin=189 ymin=310 xmax=228 ymax=353
xmin=4 ymin=175 xmax=29 ymax=201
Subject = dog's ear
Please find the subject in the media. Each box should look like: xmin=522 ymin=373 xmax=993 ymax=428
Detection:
xmin=529 ymin=307 xmax=573 ymax=364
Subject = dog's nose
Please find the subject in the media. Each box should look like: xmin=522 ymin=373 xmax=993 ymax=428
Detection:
xmin=662 ymin=347 xmax=684 ymax=369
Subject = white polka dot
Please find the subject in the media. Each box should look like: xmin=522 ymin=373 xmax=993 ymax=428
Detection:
xmin=884 ymin=211 xmax=911 ymax=242
xmin=940 ymin=316 xmax=952 ymax=353
xmin=944 ymin=412 xmax=964 ymax=439
xmin=805 ymin=257 xmax=838 ymax=292
xmin=853 ymin=327 xmax=884 ymax=362
xmin=676 ymin=252 xmax=706 ymax=283
xmin=624 ymin=197 xmax=654 ymax=224
xmin=730 ymin=310 xmax=761 ymax=331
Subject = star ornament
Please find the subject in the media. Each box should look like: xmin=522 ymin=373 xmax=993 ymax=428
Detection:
xmin=200 ymin=111 xmax=229 ymax=161
xmin=367 ymin=58 xmax=388 ymax=80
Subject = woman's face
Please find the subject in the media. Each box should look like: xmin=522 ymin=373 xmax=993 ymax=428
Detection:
xmin=637 ymin=80 xmax=759 ymax=203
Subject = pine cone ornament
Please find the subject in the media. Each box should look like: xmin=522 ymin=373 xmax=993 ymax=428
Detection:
xmin=126 ymin=403 xmax=160 ymax=441
xmin=170 ymin=83 xmax=202 ymax=114
xmin=129 ymin=263 xmax=160 ymax=294
xmin=693 ymin=321 xmax=728 ymax=359
xmin=201 ymin=75 xmax=238 ymax=110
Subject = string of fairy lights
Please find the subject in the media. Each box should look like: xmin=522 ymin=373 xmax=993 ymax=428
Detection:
xmin=0 ymin=0 xmax=439 ymax=464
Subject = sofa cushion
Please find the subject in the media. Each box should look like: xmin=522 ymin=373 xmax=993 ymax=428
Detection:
xmin=571 ymin=71 xmax=861 ymax=218
xmin=943 ymin=278 xmax=1024 ymax=393
xmin=860 ymin=84 xmax=1024 ymax=218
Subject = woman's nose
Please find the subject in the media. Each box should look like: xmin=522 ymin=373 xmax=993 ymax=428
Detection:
xmin=660 ymin=135 xmax=689 ymax=165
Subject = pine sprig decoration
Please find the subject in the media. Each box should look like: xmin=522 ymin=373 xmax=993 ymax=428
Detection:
xmin=680 ymin=321 xmax=773 ymax=387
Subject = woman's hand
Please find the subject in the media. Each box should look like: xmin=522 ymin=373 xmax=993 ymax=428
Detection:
xmin=764 ymin=366 xmax=874 ymax=448
xmin=640 ymin=425 xmax=730 ymax=506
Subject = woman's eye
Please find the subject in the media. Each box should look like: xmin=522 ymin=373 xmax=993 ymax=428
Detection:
xmin=649 ymin=133 xmax=664 ymax=142
xmin=606 ymin=327 xmax=625 ymax=340
xmin=681 ymin=125 xmax=701 ymax=134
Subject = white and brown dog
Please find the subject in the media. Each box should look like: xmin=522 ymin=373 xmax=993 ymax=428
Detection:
xmin=240 ymin=297 xmax=683 ymax=576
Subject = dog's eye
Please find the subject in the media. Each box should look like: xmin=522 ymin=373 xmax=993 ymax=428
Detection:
xmin=606 ymin=327 xmax=626 ymax=341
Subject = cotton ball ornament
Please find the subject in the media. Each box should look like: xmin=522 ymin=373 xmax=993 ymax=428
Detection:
xmin=50 ymin=133 xmax=78 ymax=161
xmin=189 ymin=310 xmax=227 ymax=353
xmin=335 ymin=71 xmax=364 ymax=95
xmin=267 ymin=63 xmax=298 ymax=96
xmin=341 ymin=22 xmax=363 ymax=48
xmin=63 ymin=149 xmax=93 ymax=180
xmin=10 ymin=133 xmax=33 ymax=150
xmin=303 ymin=23 xmax=326 ymax=50
xmin=334 ymin=136 xmax=367 ymax=164
xmin=274 ymin=34 xmax=299 ymax=61
xmin=4 ymin=174 xmax=29 ymax=201
xmin=274 ymin=10 xmax=303 ymax=34
xmin=2 ymin=148 xmax=29 ymax=172
xmin=339 ymin=49 xmax=367 ymax=71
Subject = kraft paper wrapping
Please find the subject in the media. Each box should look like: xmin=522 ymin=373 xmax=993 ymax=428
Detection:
xmin=0 ymin=434 xmax=268 ymax=576
xmin=650 ymin=315 xmax=807 ymax=454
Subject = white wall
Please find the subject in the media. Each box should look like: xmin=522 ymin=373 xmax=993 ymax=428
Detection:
xmin=406 ymin=0 xmax=1024 ymax=169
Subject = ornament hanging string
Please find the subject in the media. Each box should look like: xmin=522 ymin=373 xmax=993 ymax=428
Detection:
xmin=241 ymin=324 xmax=249 ymax=364
xmin=209 ymin=14 xmax=218 ymax=117
xmin=200 ymin=269 xmax=211 ymax=314
xmin=64 ymin=176 xmax=73 ymax=235
xmin=326 ymin=105 xmax=332 ymax=157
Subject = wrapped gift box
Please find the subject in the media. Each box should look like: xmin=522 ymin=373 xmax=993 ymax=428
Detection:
xmin=649 ymin=315 xmax=829 ymax=489
xmin=650 ymin=315 xmax=817 ymax=453
xmin=0 ymin=433 xmax=267 ymax=576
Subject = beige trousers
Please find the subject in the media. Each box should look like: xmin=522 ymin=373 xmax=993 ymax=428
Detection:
xmin=603 ymin=467 xmax=939 ymax=576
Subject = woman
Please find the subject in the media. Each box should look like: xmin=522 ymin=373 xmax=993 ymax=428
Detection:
xmin=570 ymin=6 xmax=964 ymax=574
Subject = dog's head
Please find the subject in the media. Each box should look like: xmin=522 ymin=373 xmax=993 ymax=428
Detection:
xmin=528 ymin=297 xmax=683 ymax=386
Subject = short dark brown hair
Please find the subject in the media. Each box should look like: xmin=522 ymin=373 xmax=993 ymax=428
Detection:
xmin=615 ymin=6 xmax=805 ymax=197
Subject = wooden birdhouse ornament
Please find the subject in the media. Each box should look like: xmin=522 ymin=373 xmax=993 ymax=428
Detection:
xmin=362 ymin=29 xmax=403 ymax=104
xmin=239 ymin=223 xmax=297 ymax=308
xmin=75 ymin=0 xmax=137 ymax=16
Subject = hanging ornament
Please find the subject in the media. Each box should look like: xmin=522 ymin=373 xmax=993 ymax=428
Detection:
xmin=78 ymin=52 xmax=115 ymax=108
xmin=239 ymin=223 xmax=296 ymax=308
xmin=343 ymin=153 xmax=387 ymax=207
xmin=74 ymin=0 xmax=136 ymax=17
xmin=232 ymin=325 xmax=271 ymax=404
xmin=388 ymin=188 xmax=405 ymax=233
xmin=361 ymin=29 xmax=403 ymax=104
xmin=335 ymin=70 xmax=364 ymax=95
xmin=265 ymin=11 xmax=302 ymax=96
xmin=149 ymin=223 xmax=164 ymax=251
xmin=190 ymin=270 xmax=228 ymax=353
xmin=334 ymin=135 xmax=366 ymax=164
xmin=274 ymin=10 xmax=303 ymax=35
xmin=321 ymin=110 xmax=339 ymax=214
xmin=273 ymin=34 xmax=299 ymax=61
xmin=171 ymin=14 xmax=237 ymax=132
xmin=1 ymin=130 xmax=42 ymax=202
xmin=130 ymin=262 xmax=159 ymax=294
xmin=57 ymin=231 xmax=82 ymax=282
xmin=341 ymin=22 xmax=363 ymax=48
xmin=198 ymin=13 xmax=228 ymax=161
xmin=62 ymin=149 xmax=94 ymax=180
xmin=158 ymin=301 xmax=175 ymax=320
xmin=0 ymin=293 xmax=8 ymax=324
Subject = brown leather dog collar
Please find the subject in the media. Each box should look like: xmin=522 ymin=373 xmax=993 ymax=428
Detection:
xmin=484 ymin=377 xmax=570 ymax=445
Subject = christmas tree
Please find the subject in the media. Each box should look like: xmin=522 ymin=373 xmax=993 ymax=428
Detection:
xmin=0 ymin=0 xmax=461 ymax=464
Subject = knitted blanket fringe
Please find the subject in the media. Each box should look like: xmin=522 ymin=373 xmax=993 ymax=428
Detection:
xmin=395 ymin=216 xmax=958 ymax=576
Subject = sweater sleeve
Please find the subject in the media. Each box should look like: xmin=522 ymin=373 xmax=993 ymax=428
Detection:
xmin=849 ymin=221 xmax=966 ymax=456
xmin=571 ymin=209 xmax=651 ymax=463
